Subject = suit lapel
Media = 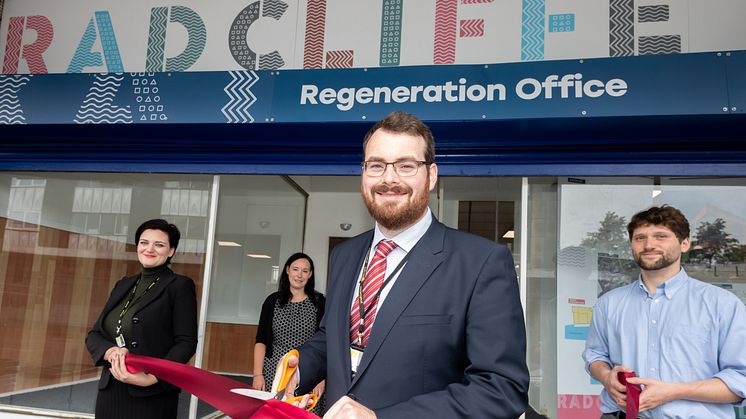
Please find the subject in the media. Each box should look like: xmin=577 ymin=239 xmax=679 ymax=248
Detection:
xmin=351 ymin=221 xmax=447 ymax=385
xmin=331 ymin=232 xmax=374 ymax=388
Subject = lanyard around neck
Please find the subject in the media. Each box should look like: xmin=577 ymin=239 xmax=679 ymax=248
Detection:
xmin=354 ymin=243 xmax=411 ymax=346
xmin=115 ymin=275 xmax=159 ymax=337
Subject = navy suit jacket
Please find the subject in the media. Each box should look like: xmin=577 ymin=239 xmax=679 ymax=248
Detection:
xmin=298 ymin=219 xmax=529 ymax=418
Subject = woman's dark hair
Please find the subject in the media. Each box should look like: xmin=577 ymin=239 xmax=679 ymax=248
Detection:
xmin=278 ymin=252 xmax=318 ymax=306
xmin=134 ymin=219 xmax=181 ymax=264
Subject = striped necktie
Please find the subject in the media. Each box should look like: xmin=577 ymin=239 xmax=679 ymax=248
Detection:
xmin=350 ymin=239 xmax=397 ymax=347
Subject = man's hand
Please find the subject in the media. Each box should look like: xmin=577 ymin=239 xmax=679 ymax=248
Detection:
xmin=602 ymin=365 xmax=633 ymax=408
xmin=628 ymin=377 xmax=678 ymax=412
xmin=323 ymin=396 xmax=376 ymax=419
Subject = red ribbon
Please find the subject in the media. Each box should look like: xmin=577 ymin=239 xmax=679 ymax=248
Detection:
xmin=617 ymin=371 xmax=641 ymax=418
xmin=125 ymin=354 xmax=318 ymax=419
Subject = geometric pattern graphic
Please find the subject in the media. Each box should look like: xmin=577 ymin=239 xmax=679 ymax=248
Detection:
xmin=521 ymin=0 xmax=545 ymax=61
xmin=259 ymin=51 xmax=285 ymax=70
xmin=132 ymin=72 xmax=167 ymax=121
xmin=94 ymin=11 xmax=124 ymax=72
xmin=68 ymin=17 xmax=104 ymax=73
xmin=165 ymin=6 xmax=206 ymax=71
xmin=0 ymin=75 xmax=32 ymax=124
xmin=326 ymin=50 xmax=353 ymax=68
xmin=380 ymin=0 xmax=403 ymax=66
xmin=68 ymin=11 xmax=124 ymax=73
xmin=3 ymin=17 xmax=26 ymax=74
xmin=549 ymin=14 xmax=575 ymax=32
xmin=379 ymin=0 xmax=404 ymax=67
xmin=21 ymin=16 xmax=53 ymax=74
xmin=74 ymin=73 xmax=132 ymax=123
xmin=434 ymin=0 xmax=457 ymax=64
xmin=460 ymin=19 xmax=485 ymax=37
xmin=146 ymin=7 xmax=169 ymax=71
xmin=229 ymin=3 xmax=260 ymax=70
xmin=638 ymin=5 xmax=669 ymax=22
xmin=610 ymin=0 xmax=634 ymax=57
xmin=638 ymin=35 xmax=681 ymax=55
xmin=304 ymin=0 xmax=327 ymax=69
xmin=221 ymin=70 xmax=259 ymax=123
xmin=262 ymin=0 xmax=288 ymax=20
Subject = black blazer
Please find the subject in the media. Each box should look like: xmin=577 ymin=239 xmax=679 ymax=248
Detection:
xmin=86 ymin=267 xmax=198 ymax=397
xmin=298 ymin=219 xmax=529 ymax=418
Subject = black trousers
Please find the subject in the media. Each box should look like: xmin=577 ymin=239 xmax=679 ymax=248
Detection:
xmin=600 ymin=412 xmax=639 ymax=419
xmin=95 ymin=378 xmax=179 ymax=419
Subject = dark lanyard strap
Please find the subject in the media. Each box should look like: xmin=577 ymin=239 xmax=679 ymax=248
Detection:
xmin=115 ymin=276 xmax=159 ymax=334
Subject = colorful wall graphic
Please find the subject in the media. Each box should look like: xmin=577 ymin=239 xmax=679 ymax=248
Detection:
xmin=1 ymin=0 xmax=745 ymax=74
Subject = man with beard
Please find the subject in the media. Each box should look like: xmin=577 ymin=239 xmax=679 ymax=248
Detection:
xmin=280 ymin=111 xmax=529 ymax=418
xmin=583 ymin=205 xmax=746 ymax=418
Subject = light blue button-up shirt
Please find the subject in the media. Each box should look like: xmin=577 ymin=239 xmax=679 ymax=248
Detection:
xmin=583 ymin=268 xmax=746 ymax=418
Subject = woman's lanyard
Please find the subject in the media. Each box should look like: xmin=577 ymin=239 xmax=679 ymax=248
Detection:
xmin=353 ymin=246 xmax=412 ymax=348
xmin=114 ymin=276 xmax=159 ymax=348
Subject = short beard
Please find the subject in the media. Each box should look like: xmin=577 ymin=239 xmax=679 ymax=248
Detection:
xmin=634 ymin=252 xmax=677 ymax=271
xmin=362 ymin=181 xmax=430 ymax=232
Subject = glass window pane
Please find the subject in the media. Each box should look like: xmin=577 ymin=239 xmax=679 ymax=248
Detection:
xmin=0 ymin=172 xmax=211 ymax=416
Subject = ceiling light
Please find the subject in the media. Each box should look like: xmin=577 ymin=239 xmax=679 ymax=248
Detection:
xmin=247 ymin=254 xmax=272 ymax=259
xmin=502 ymin=230 xmax=515 ymax=239
xmin=217 ymin=241 xmax=242 ymax=247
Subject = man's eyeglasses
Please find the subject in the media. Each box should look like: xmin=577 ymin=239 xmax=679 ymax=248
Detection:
xmin=362 ymin=160 xmax=430 ymax=177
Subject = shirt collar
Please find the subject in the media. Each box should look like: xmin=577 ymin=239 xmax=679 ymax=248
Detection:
xmin=635 ymin=267 xmax=688 ymax=299
xmin=373 ymin=209 xmax=432 ymax=253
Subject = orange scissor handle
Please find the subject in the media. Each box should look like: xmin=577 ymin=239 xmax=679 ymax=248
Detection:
xmin=285 ymin=393 xmax=319 ymax=411
xmin=277 ymin=349 xmax=299 ymax=391
xmin=275 ymin=349 xmax=319 ymax=411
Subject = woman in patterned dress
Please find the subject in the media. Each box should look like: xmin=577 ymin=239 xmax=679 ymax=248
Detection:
xmin=253 ymin=252 xmax=326 ymax=413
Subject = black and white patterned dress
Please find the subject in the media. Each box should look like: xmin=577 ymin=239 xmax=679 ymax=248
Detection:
xmin=262 ymin=297 xmax=318 ymax=378
xmin=262 ymin=297 xmax=325 ymax=413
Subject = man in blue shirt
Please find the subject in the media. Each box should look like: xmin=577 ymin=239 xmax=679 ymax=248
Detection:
xmin=583 ymin=205 xmax=746 ymax=418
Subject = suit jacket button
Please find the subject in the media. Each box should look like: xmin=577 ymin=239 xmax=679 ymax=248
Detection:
xmin=132 ymin=317 xmax=140 ymax=324
xmin=131 ymin=341 xmax=138 ymax=348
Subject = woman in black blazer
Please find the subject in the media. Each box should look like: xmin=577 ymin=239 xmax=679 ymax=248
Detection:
xmin=86 ymin=219 xmax=197 ymax=418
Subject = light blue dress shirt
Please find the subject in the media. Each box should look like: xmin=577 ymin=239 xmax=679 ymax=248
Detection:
xmin=583 ymin=268 xmax=746 ymax=418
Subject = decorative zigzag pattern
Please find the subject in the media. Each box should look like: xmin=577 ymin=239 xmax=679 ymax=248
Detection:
xmin=229 ymin=4 xmax=259 ymax=70
xmin=23 ymin=16 xmax=53 ymax=73
xmin=609 ymin=0 xmax=634 ymax=57
xmin=434 ymin=0 xmax=457 ymax=64
xmin=638 ymin=35 xmax=681 ymax=55
xmin=304 ymin=0 xmax=326 ymax=69
xmin=325 ymin=50 xmax=353 ymax=68
xmin=557 ymin=246 xmax=589 ymax=268
xmin=263 ymin=0 xmax=288 ymax=19
xmin=0 ymin=75 xmax=32 ymax=124
xmin=380 ymin=0 xmax=403 ymax=67
xmin=460 ymin=19 xmax=484 ymax=37
xmin=74 ymin=74 xmax=132 ymax=124
xmin=258 ymin=51 xmax=285 ymax=70
xmin=221 ymin=71 xmax=259 ymax=123
xmin=67 ymin=17 xmax=103 ymax=72
xmin=146 ymin=7 xmax=168 ymax=71
xmin=521 ymin=0 xmax=544 ymax=61
xmin=165 ymin=6 xmax=206 ymax=71
xmin=638 ymin=5 xmax=669 ymax=22
xmin=2 ymin=17 xmax=24 ymax=74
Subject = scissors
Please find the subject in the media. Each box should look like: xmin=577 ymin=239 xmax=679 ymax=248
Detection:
xmin=272 ymin=349 xmax=319 ymax=411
